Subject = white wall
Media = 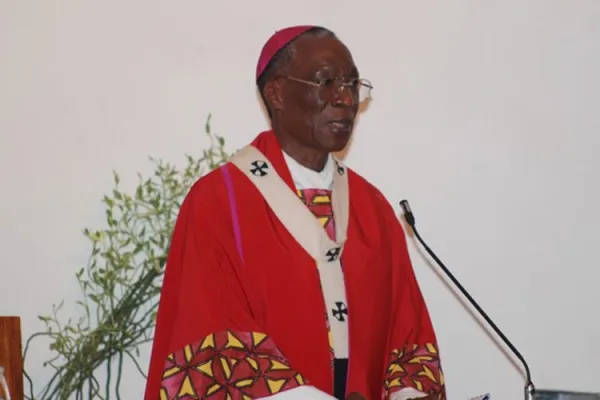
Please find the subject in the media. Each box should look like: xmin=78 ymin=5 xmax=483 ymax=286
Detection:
xmin=2 ymin=1 xmax=599 ymax=399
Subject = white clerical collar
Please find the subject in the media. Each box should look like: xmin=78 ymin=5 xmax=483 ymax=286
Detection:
xmin=282 ymin=150 xmax=334 ymax=190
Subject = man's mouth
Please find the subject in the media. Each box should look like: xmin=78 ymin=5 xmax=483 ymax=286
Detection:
xmin=328 ymin=119 xmax=353 ymax=132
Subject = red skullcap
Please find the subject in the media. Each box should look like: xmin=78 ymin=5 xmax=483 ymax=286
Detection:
xmin=256 ymin=25 xmax=315 ymax=81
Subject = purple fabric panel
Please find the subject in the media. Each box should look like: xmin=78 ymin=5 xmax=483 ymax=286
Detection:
xmin=220 ymin=164 xmax=244 ymax=263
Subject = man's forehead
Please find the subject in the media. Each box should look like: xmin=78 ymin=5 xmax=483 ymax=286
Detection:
xmin=290 ymin=35 xmax=355 ymax=72
xmin=292 ymin=34 xmax=349 ymax=56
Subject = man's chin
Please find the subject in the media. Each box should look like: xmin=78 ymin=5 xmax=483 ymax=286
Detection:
xmin=320 ymin=132 xmax=352 ymax=153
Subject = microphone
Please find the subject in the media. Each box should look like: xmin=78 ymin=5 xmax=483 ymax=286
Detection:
xmin=399 ymin=199 xmax=535 ymax=399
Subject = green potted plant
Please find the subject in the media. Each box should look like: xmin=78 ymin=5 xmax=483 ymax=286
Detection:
xmin=23 ymin=115 xmax=230 ymax=400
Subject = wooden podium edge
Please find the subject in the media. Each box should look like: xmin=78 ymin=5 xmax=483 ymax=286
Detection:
xmin=0 ymin=316 xmax=24 ymax=400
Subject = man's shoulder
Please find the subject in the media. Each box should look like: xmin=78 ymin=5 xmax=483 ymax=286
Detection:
xmin=184 ymin=161 xmax=257 ymax=207
xmin=345 ymin=166 xmax=407 ymax=238
xmin=183 ymin=165 xmax=229 ymax=207
xmin=346 ymin=166 xmax=393 ymax=210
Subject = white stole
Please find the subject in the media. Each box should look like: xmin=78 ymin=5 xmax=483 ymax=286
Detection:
xmin=229 ymin=145 xmax=350 ymax=359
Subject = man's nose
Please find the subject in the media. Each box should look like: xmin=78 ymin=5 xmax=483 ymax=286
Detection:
xmin=331 ymin=85 xmax=357 ymax=107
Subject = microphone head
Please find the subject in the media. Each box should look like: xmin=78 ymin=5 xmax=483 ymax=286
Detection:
xmin=399 ymin=199 xmax=412 ymax=214
xmin=399 ymin=199 xmax=416 ymax=227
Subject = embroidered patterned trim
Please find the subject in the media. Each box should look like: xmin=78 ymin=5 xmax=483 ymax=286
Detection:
xmin=384 ymin=343 xmax=446 ymax=399
xmin=298 ymin=189 xmax=336 ymax=373
xmin=160 ymin=330 xmax=306 ymax=399
xmin=296 ymin=189 xmax=336 ymax=241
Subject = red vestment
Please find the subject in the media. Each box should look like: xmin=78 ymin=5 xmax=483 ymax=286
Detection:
xmin=144 ymin=130 xmax=445 ymax=399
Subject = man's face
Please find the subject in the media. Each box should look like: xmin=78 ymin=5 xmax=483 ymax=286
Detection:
xmin=273 ymin=35 xmax=360 ymax=154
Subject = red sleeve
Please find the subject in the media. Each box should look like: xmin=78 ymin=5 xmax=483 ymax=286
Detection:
xmin=382 ymin=208 xmax=446 ymax=399
xmin=144 ymin=181 xmax=306 ymax=400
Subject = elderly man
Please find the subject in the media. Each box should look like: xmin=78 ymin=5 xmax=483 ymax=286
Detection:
xmin=145 ymin=25 xmax=446 ymax=400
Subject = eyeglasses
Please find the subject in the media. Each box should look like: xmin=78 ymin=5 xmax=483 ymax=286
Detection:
xmin=284 ymin=76 xmax=373 ymax=104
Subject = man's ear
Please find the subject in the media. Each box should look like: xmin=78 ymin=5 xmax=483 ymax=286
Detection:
xmin=264 ymin=79 xmax=285 ymax=112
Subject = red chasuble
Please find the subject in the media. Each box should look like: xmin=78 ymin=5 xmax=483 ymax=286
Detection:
xmin=144 ymin=130 xmax=445 ymax=399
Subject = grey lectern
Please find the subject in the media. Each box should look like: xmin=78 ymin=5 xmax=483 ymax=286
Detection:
xmin=528 ymin=387 xmax=600 ymax=400
xmin=519 ymin=370 xmax=600 ymax=399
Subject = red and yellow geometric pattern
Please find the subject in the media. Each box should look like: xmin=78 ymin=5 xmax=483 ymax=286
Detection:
xmin=160 ymin=330 xmax=305 ymax=399
xmin=297 ymin=189 xmax=336 ymax=241
xmin=384 ymin=343 xmax=446 ymax=399
xmin=297 ymin=188 xmax=336 ymax=373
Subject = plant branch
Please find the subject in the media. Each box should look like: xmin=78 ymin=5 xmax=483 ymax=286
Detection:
xmin=23 ymin=115 xmax=230 ymax=399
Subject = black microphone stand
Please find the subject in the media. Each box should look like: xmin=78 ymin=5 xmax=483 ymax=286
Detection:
xmin=399 ymin=200 xmax=535 ymax=399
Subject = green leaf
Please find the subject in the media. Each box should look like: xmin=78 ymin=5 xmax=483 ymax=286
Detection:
xmin=136 ymin=185 xmax=144 ymax=200
xmin=103 ymin=195 xmax=114 ymax=208
xmin=205 ymin=113 xmax=212 ymax=133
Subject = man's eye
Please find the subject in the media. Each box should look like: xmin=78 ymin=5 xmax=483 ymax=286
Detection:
xmin=319 ymin=78 xmax=336 ymax=88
